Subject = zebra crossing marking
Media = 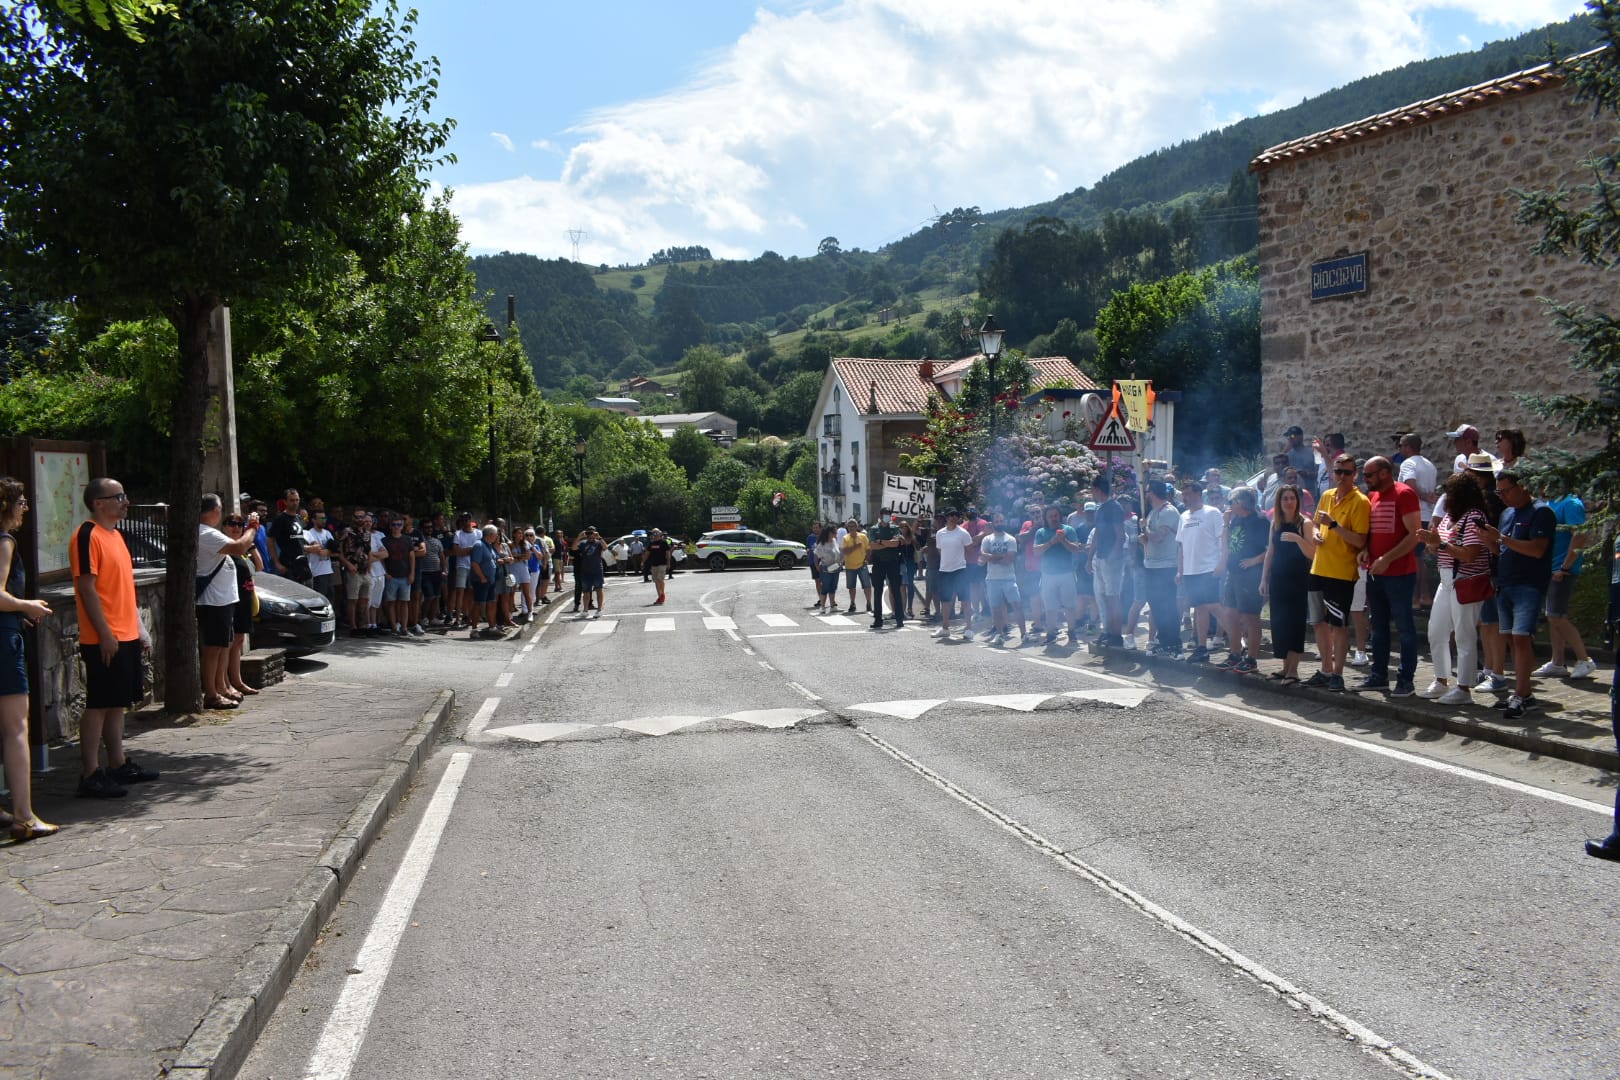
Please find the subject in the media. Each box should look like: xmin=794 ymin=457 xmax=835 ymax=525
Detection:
xmin=645 ymin=617 xmax=676 ymax=632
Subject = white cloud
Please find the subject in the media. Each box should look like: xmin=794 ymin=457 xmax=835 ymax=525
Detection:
xmin=530 ymin=138 xmax=561 ymax=154
xmin=452 ymin=0 xmax=1587 ymax=264
xmin=489 ymin=131 xmax=514 ymax=153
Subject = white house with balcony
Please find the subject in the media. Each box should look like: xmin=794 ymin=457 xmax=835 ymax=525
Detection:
xmin=805 ymin=355 xmax=1096 ymax=524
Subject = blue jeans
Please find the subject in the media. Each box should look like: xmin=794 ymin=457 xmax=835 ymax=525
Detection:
xmin=1366 ymin=571 xmax=1417 ymax=682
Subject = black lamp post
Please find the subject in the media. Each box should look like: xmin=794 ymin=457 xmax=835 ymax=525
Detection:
xmin=575 ymin=437 xmax=588 ymax=527
xmin=978 ymin=315 xmax=1005 ymax=443
xmin=478 ymin=323 xmax=503 ymax=519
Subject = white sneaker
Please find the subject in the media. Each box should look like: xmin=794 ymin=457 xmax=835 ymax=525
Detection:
xmin=1571 ymin=658 xmax=1599 ymax=679
xmin=1348 ymin=650 xmax=1370 ymax=668
xmin=1532 ymin=661 xmax=1569 ymax=678
xmin=1437 ymin=685 xmax=1473 ymax=706
xmin=961 ymin=629 xmax=975 ymax=641
xmin=590 ymin=610 xmax=601 ymax=620
xmin=1124 ymin=634 xmax=1137 ymax=650
xmin=1417 ymin=680 xmax=1446 ymax=699
xmin=933 ymin=627 xmax=951 ymax=639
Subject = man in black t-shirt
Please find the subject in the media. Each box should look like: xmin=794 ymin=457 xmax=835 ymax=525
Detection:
xmin=866 ymin=514 xmax=906 ymax=630
xmin=643 ymin=528 xmax=673 ymax=604
xmin=267 ymin=488 xmax=310 ymax=582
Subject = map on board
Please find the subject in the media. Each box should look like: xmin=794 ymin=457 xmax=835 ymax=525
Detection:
xmin=33 ymin=450 xmax=89 ymax=575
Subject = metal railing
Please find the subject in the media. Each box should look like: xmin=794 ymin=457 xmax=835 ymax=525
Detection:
xmin=118 ymin=504 xmax=169 ymax=568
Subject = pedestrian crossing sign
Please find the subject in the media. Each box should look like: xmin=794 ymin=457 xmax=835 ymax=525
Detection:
xmin=1087 ymin=404 xmax=1136 ymax=451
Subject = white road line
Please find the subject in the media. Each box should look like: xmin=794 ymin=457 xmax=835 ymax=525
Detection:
xmin=757 ymin=613 xmax=797 ymax=628
xmin=1192 ymin=697 xmax=1611 ymax=815
xmin=786 ymin=682 xmax=821 ymax=701
xmin=644 ymin=617 xmax=676 ymax=632
xmin=758 ymin=660 xmax=773 ymax=669
xmin=703 ymin=615 xmax=738 ymax=630
xmin=581 ymin=620 xmax=617 ymax=635
xmin=301 ymin=751 xmax=472 ymax=1080
xmin=742 ymin=647 xmax=755 ymax=655
xmin=596 ymin=609 xmax=704 ymax=617
xmin=1019 ymin=655 xmax=1142 ymax=687
xmin=751 ymin=629 xmax=871 ymax=639
xmin=465 ymin=696 xmax=500 ymax=739
xmin=1016 ymin=654 xmax=1610 ymax=815
xmin=509 ymin=654 xmax=525 ymax=666
xmin=494 ymin=672 xmax=513 ymax=688
xmin=853 ymin=728 xmax=1455 ymax=1080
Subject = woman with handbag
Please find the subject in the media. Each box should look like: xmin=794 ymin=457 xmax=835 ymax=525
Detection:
xmin=1418 ymin=472 xmax=1492 ymax=706
xmin=0 ymin=477 xmax=59 ymax=841
xmin=813 ymin=525 xmax=842 ymax=615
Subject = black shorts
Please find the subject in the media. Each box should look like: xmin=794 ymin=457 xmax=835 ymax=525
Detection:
xmin=934 ymin=568 xmax=967 ymax=604
xmin=198 ymin=603 xmax=235 ymax=647
xmin=1313 ymin=574 xmax=1355 ymax=628
xmin=420 ymin=571 xmax=444 ymax=600
xmin=233 ymin=597 xmax=253 ymax=635
xmin=1222 ymin=567 xmax=1264 ymax=615
xmin=0 ymin=626 xmax=27 ymax=696
xmin=81 ymin=640 xmax=144 ymax=710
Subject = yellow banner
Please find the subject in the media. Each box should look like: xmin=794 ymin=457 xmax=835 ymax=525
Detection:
xmin=1115 ymin=380 xmax=1154 ymax=432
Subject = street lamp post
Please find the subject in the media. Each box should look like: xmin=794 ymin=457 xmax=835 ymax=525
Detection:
xmin=478 ymin=323 xmax=503 ymax=519
xmin=575 ymin=437 xmax=588 ymax=527
xmin=978 ymin=315 xmax=1005 ymax=444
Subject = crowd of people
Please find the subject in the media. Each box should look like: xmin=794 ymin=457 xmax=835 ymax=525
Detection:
xmin=812 ymin=422 xmax=1603 ymax=726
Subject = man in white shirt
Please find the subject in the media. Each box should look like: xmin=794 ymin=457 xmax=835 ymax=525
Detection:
xmin=1176 ymin=479 xmax=1226 ymax=663
xmin=197 ymin=492 xmax=255 ymax=707
xmin=931 ymin=508 xmax=974 ymax=641
xmin=304 ymin=510 xmax=336 ymax=608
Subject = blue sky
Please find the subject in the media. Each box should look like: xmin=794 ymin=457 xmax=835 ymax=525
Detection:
xmin=411 ymin=1 xmax=1590 ymax=266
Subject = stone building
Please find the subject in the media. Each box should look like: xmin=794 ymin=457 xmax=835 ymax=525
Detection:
xmin=1251 ymin=56 xmax=1617 ymax=464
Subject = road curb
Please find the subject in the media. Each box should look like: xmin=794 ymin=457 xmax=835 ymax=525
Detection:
xmin=1117 ymin=649 xmax=1618 ymax=771
xmin=166 ymin=688 xmax=457 ymax=1080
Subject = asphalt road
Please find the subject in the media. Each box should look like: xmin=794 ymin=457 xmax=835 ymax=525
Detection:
xmin=241 ymin=568 xmax=1620 ymax=1080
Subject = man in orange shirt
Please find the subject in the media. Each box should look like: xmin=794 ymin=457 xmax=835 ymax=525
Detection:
xmin=70 ymin=477 xmax=159 ymax=798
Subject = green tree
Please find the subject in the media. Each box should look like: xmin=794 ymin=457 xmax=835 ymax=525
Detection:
xmin=738 ymin=477 xmax=813 ymax=539
xmin=0 ymin=0 xmax=451 ymax=713
xmin=678 ymin=344 xmax=730 ymax=411
xmin=761 ymin=370 xmax=824 ymax=436
xmin=667 ymin=425 xmax=715 ymax=480
xmin=690 ymin=456 xmax=755 ymax=533
xmin=655 ymin=286 xmax=707 ymax=364
xmin=1094 ymin=256 xmax=1260 ymax=464
xmin=1516 ymin=2 xmax=1620 ymax=510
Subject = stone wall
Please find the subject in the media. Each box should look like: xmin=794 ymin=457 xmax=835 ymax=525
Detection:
xmin=1257 ymin=82 xmax=1616 ymax=467
xmin=32 ymin=570 xmax=166 ymax=744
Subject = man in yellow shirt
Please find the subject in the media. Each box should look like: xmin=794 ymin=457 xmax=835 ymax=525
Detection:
xmin=1305 ymin=453 xmax=1370 ymax=693
xmin=840 ymin=517 xmax=872 ymax=615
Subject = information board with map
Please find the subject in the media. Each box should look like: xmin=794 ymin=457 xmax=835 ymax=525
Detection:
xmin=32 ymin=449 xmax=91 ymax=576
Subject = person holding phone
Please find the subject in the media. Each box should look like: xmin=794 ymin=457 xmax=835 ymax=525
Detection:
xmin=1304 ymin=454 xmax=1370 ymax=692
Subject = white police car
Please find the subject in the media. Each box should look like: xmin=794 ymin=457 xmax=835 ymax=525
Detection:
xmin=693 ymin=527 xmax=806 ymax=571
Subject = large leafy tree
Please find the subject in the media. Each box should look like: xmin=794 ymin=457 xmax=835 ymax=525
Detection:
xmin=1516 ymin=0 xmax=1620 ymax=510
xmin=0 ymin=0 xmax=452 ymax=713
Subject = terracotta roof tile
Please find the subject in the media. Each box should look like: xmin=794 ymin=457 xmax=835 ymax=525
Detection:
xmin=1250 ymin=53 xmax=1595 ymax=171
xmin=831 ymin=355 xmax=1096 ymax=417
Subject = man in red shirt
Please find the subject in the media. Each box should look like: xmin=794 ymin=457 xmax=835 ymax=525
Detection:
xmin=1359 ymin=456 xmax=1423 ymax=697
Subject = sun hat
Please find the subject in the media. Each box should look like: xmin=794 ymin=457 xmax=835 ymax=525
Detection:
xmin=1466 ymin=452 xmax=1496 ymax=473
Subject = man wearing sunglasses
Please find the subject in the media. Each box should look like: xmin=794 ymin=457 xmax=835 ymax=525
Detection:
xmin=1359 ymin=456 xmax=1423 ymax=697
xmin=1306 ymin=454 xmax=1370 ymax=692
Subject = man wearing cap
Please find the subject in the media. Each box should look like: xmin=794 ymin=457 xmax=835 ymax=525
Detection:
xmin=1283 ymin=426 xmax=1317 ymax=499
xmin=1480 ymin=472 xmax=1556 ymax=718
xmin=866 ymin=513 xmax=906 ymax=630
xmin=1445 ymin=424 xmax=1496 ymax=475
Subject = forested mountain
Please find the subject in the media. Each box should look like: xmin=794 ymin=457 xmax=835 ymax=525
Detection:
xmin=468 ymin=11 xmax=1603 ymax=441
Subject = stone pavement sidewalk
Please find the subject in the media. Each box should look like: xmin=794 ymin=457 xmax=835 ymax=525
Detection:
xmin=0 ymin=678 xmax=455 ymax=1080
